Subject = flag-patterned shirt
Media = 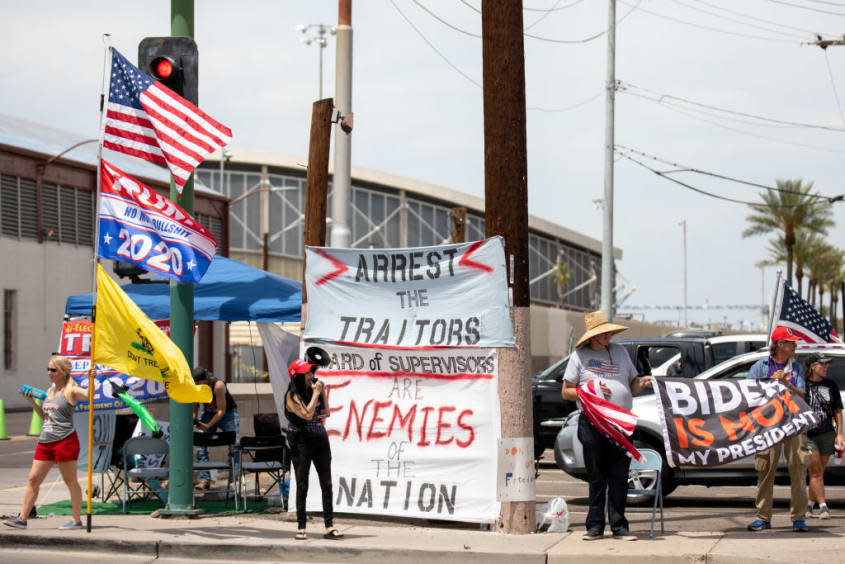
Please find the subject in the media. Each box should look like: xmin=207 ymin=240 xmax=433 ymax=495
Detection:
xmin=564 ymin=343 xmax=638 ymax=410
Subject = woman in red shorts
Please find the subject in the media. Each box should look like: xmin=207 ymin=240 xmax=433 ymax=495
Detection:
xmin=4 ymin=356 xmax=88 ymax=530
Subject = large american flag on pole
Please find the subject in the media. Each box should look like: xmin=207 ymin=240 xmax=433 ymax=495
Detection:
xmin=773 ymin=280 xmax=842 ymax=343
xmin=103 ymin=48 xmax=232 ymax=193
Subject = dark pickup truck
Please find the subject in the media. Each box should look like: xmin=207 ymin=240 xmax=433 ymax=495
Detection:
xmin=532 ymin=337 xmax=740 ymax=455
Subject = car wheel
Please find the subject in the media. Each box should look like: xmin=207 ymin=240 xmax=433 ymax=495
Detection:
xmin=626 ymin=440 xmax=675 ymax=506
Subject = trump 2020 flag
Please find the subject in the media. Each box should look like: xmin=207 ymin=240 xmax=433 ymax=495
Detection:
xmin=103 ymin=48 xmax=232 ymax=193
xmin=97 ymin=160 xmax=217 ymax=283
xmin=773 ymin=280 xmax=841 ymax=343
xmin=93 ymin=264 xmax=211 ymax=404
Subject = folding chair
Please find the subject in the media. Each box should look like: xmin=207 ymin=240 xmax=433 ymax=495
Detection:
xmin=102 ymin=414 xmax=139 ymax=503
xmin=627 ymin=448 xmax=665 ymax=537
xmin=237 ymin=435 xmax=288 ymax=511
xmin=122 ymin=436 xmax=169 ymax=513
xmin=193 ymin=430 xmax=238 ymax=510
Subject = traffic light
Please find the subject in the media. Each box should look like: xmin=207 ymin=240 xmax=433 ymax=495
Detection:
xmin=138 ymin=37 xmax=199 ymax=104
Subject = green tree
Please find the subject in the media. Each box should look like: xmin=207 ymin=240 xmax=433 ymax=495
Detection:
xmin=743 ymin=180 xmax=834 ymax=286
xmin=764 ymin=230 xmax=822 ymax=297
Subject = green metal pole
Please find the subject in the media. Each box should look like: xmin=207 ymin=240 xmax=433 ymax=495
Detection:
xmin=164 ymin=0 xmax=199 ymax=516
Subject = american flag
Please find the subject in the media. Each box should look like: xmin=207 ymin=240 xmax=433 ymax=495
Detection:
xmin=586 ymin=358 xmax=619 ymax=374
xmin=103 ymin=48 xmax=232 ymax=193
xmin=773 ymin=281 xmax=842 ymax=343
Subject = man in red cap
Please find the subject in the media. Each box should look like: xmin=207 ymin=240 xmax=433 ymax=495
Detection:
xmin=747 ymin=326 xmax=810 ymax=532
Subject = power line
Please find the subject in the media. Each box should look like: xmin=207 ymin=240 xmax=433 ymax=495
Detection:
xmin=689 ymin=0 xmax=839 ymax=37
xmin=671 ymin=0 xmax=810 ymax=40
xmin=422 ymin=0 xmax=642 ymax=44
xmin=458 ymin=0 xmax=588 ymax=14
xmin=617 ymin=151 xmax=842 ymax=207
xmin=823 ymin=49 xmax=845 ymax=127
xmin=633 ymin=94 xmax=845 ymax=154
xmin=618 ymin=81 xmax=845 ymax=132
xmin=525 ymin=0 xmax=570 ymax=31
xmin=763 ymin=0 xmax=845 ymax=16
xmin=390 ymin=0 xmax=481 ymax=87
xmin=615 ymin=145 xmax=844 ymax=201
xmin=617 ymin=0 xmax=799 ymax=43
xmin=391 ymin=0 xmax=603 ymax=113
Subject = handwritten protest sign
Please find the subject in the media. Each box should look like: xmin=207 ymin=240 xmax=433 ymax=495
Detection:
xmin=60 ymin=320 xmax=167 ymax=411
xmin=289 ymin=344 xmax=501 ymax=523
xmin=303 ymin=237 xmax=514 ymax=348
xmin=653 ymin=377 xmax=817 ymax=467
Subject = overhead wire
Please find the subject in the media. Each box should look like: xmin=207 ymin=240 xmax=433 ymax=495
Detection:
xmin=615 ymin=144 xmax=844 ymax=201
xmin=422 ymin=0 xmax=642 ymax=44
xmin=823 ymin=50 xmax=845 ymax=127
xmin=618 ymin=81 xmax=845 ymax=132
xmin=671 ymin=0 xmax=810 ymax=40
xmin=617 ymin=0 xmax=799 ymax=43
xmin=688 ymin=0 xmax=839 ymax=37
xmin=763 ymin=0 xmax=845 ymax=16
xmin=524 ymin=0 xmax=569 ymax=31
xmin=458 ymin=0 xmax=588 ymax=14
xmin=616 ymin=150 xmax=841 ymax=207
xmin=391 ymin=0 xmax=604 ymax=113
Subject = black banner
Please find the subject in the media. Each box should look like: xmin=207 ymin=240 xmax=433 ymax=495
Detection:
xmin=653 ymin=378 xmax=818 ymax=467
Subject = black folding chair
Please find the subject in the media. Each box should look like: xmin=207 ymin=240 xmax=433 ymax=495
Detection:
xmin=193 ymin=430 xmax=238 ymax=510
xmin=122 ymin=436 xmax=169 ymax=513
xmin=237 ymin=435 xmax=289 ymax=511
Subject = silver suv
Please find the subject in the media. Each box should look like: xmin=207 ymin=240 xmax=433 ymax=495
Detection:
xmin=554 ymin=344 xmax=845 ymax=502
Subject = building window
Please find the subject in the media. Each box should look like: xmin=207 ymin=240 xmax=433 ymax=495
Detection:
xmin=4 ymin=290 xmax=15 ymax=370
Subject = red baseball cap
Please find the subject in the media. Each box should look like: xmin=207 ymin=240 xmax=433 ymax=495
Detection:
xmin=771 ymin=326 xmax=802 ymax=343
xmin=288 ymin=359 xmax=316 ymax=379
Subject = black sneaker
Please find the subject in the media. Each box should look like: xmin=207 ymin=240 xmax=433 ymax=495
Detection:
xmin=582 ymin=529 xmax=603 ymax=540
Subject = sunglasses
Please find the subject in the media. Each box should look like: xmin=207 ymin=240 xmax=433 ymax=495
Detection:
xmin=47 ymin=367 xmax=58 ymax=373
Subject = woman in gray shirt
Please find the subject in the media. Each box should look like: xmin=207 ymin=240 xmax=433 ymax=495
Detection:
xmin=4 ymin=356 xmax=89 ymax=530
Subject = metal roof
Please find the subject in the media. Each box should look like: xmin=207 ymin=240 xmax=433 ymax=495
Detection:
xmin=0 ymin=113 xmax=219 ymax=196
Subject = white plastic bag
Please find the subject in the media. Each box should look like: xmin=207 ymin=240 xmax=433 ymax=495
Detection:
xmin=536 ymin=497 xmax=569 ymax=532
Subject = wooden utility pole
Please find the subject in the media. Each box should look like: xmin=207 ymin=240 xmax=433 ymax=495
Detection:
xmin=451 ymin=207 xmax=466 ymax=243
xmin=481 ymin=0 xmax=535 ymax=534
xmin=302 ymin=98 xmax=334 ymax=309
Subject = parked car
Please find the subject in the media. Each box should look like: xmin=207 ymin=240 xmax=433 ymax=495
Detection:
xmin=533 ymin=335 xmax=765 ymax=454
xmin=553 ymin=344 xmax=845 ymax=503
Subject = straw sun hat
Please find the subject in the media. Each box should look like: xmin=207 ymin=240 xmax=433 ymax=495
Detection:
xmin=575 ymin=311 xmax=629 ymax=348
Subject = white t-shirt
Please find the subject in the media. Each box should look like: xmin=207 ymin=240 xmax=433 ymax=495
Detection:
xmin=563 ymin=342 xmax=638 ymax=410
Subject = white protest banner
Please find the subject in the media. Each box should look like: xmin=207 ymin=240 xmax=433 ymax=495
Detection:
xmin=303 ymin=237 xmax=514 ymax=348
xmin=288 ymin=344 xmax=501 ymax=523
xmin=496 ymin=437 xmax=536 ymax=502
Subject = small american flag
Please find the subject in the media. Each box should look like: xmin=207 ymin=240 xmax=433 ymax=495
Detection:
xmin=103 ymin=48 xmax=232 ymax=193
xmin=586 ymin=358 xmax=619 ymax=374
xmin=774 ymin=281 xmax=841 ymax=343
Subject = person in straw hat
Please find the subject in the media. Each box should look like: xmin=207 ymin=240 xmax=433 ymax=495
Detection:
xmin=562 ymin=311 xmax=653 ymax=541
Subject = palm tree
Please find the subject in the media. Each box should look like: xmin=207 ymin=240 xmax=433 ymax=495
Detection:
xmin=743 ymin=180 xmax=834 ymax=285
xmin=764 ymin=230 xmax=822 ymax=296
xmin=805 ymin=242 xmax=840 ymax=308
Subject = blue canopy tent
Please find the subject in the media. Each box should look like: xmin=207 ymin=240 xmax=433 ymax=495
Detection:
xmin=65 ymin=256 xmax=302 ymax=322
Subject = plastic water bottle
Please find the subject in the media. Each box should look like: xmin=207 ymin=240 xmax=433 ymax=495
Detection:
xmin=835 ymin=444 xmax=844 ymax=466
xmin=20 ymin=385 xmax=47 ymax=401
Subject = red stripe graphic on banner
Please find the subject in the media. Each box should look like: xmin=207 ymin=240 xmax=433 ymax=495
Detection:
xmin=320 ymin=370 xmax=494 ymax=381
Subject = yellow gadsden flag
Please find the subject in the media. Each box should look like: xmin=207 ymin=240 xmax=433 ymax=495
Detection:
xmin=93 ymin=265 xmax=212 ymax=404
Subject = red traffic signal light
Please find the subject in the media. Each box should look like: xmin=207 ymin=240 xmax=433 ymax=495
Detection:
xmin=151 ymin=57 xmax=175 ymax=80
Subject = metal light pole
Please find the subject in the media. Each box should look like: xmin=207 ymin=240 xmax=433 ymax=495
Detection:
xmin=600 ymin=0 xmax=616 ymax=320
xmin=218 ymin=147 xmax=232 ymax=194
xmin=296 ymin=23 xmax=336 ymax=99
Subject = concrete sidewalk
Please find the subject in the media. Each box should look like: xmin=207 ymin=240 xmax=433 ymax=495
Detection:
xmin=3 ymin=510 xmax=845 ymax=563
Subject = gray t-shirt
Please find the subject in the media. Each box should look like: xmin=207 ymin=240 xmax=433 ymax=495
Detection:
xmin=39 ymin=389 xmax=76 ymax=443
xmin=563 ymin=342 xmax=638 ymax=410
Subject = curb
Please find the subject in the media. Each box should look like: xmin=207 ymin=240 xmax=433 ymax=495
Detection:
xmin=1 ymin=532 xmax=548 ymax=564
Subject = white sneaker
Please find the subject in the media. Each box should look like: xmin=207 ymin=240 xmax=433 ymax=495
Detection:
xmin=819 ymin=507 xmax=831 ymax=520
xmin=806 ymin=508 xmax=816 ymax=518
